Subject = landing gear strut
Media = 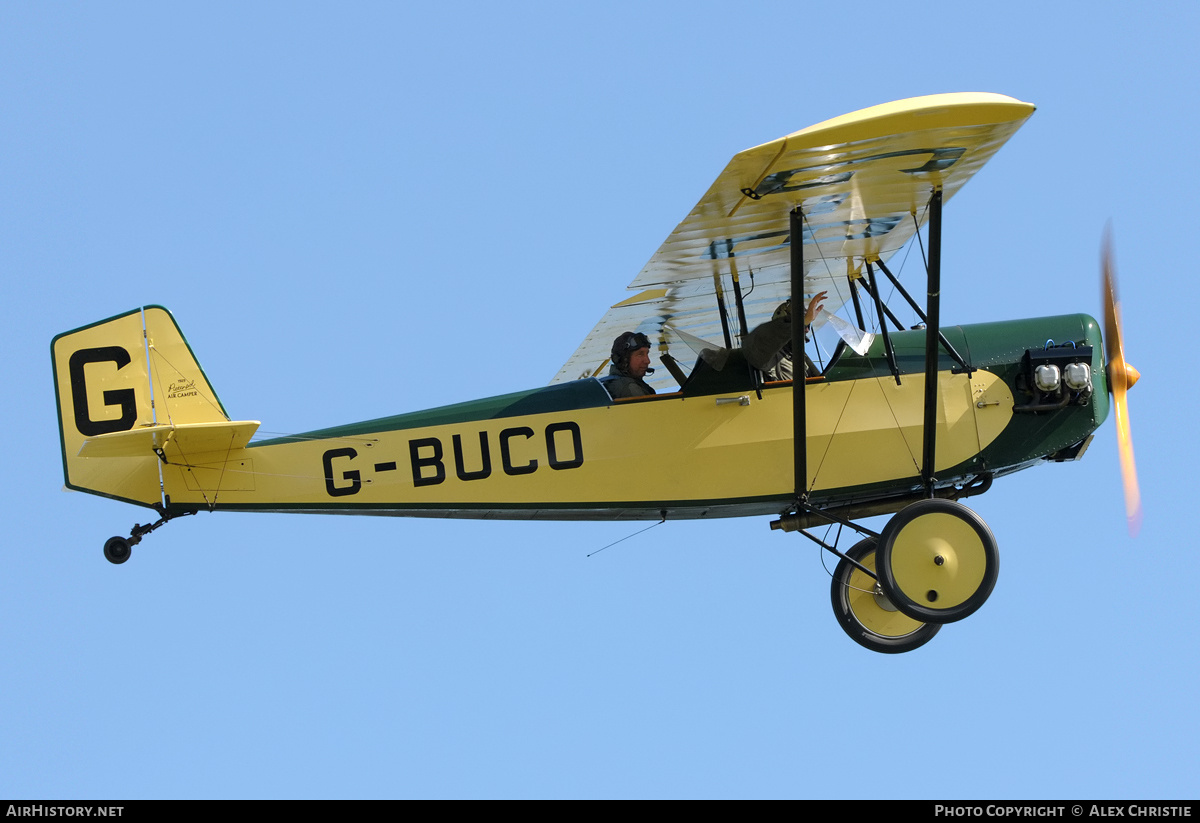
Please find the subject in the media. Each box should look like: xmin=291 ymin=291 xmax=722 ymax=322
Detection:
xmin=102 ymin=505 xmax=196 ymax=564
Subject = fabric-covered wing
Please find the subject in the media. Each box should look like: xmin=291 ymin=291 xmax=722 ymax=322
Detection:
xmin=552 ymin=93 xmax=1035 ymax=392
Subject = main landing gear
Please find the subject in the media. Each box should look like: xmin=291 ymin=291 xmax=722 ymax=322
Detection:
xmin=102 ymin=506 xmax=196 ymax=564
xmin=874 ymin=499 xmax=999 ymax=625
xmin=795 ymin=499 xmax=999 ymax=654
xmin=831 ymin=537 xmax=941 ymax=654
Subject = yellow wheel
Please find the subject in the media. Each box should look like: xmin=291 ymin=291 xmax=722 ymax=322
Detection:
xmin=831 ymin=537 xmax=939 ymax=654
xmin=876 ymin=500 xmax=999 ymax=624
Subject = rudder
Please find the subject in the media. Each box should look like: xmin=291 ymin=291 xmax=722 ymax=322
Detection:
xmin=51 ymin=306 xmax=229 ymax=507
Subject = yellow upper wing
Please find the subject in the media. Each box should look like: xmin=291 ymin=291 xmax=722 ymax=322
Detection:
xmin=553 ymin=92 xmax=1035 ymax=391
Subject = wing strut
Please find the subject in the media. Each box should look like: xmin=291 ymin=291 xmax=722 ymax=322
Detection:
xmin=790 ymin=208 xmax=808 ymax=503
xmin=729 ymin=255 xmax=763 ymax=396
xmin=847 ymin=274 xmax=866 ymax=329
xmin=874 ymin=257 xmax=973 ymax=375
xmin=920 ymin=188 xmax=945 ymax=495
xmin=709 ymin=246 xmax=735 ymax=349
xmin=729 ymin=260 xmax=750 ymax=342
xmin=864 ymin=262 xmax=902 ymax=384
xmin=858 ymin=263 xmax=907 ymax=333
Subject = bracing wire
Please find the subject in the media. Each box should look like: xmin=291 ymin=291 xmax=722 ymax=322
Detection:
xmin=587 ymin=515 xmax=667 ymax=557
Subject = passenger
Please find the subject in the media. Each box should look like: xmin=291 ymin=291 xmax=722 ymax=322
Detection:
xmin=744 ymin=291 xmax=828 ymax=380
xmin=601 ymin=331 xmax=657 ymax=399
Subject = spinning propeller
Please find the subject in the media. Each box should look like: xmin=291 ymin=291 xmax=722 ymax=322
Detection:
xmin=1101 ymin=227 xmax=1142 ymax=536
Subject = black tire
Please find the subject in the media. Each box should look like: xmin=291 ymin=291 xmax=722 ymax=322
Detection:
xmin=831 ymin=537 xmax=940 ymax=654
xmin=876 ymin=500 xmax=999 ymax=624
xmin=103 ymin=536 xmax=132 ymax=565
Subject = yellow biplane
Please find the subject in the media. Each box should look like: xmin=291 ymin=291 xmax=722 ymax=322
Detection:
xmin=51 ymin=93 xmax=1139 ymax=653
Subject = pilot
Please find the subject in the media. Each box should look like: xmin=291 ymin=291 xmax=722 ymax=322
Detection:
xmin=745 ymin=291 xmax=828 ymax=380
xmin=601 ymin=331 xmax=657 ymax=399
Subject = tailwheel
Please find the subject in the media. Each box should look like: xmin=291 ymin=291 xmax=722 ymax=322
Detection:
xmin=103 ymin=536 xmax=132 ymax=565
xmin=831 ymin=537 xmax=940 ymax=654
xmin=876 ymin=500 xmax=999 ymax=624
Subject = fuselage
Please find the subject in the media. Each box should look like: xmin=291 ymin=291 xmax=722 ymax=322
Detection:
xmin=165 ymin=313 xmax=1106 ymax=521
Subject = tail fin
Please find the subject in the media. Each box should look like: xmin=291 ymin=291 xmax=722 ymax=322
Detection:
xmin=51 ymin=306 xmax=230 ymax=507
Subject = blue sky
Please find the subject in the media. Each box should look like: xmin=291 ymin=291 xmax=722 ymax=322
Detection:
xmin=3 ymin=1 xmax=1197 ymax=799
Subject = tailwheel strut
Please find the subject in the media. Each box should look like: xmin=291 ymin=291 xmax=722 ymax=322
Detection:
xmin=102 ymin=505 xmax=197 ymax=565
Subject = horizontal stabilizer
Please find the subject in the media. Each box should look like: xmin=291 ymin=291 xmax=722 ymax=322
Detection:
xmin=79 ymin=421 xmax=260 ymax=460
